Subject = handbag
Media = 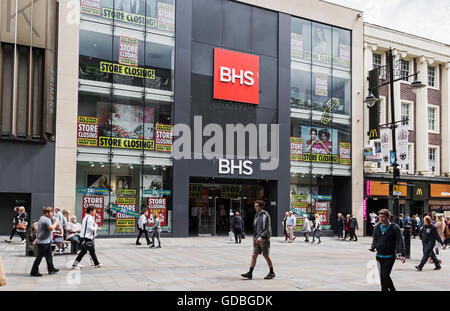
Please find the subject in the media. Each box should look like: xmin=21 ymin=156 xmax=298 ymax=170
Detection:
xmin=229 ymin=231 xmax=234 ymax=241
xmin=16 ymin=220 xmax=27 ymax=231
xmin=241 ymin=232 xmax=245 ymax=239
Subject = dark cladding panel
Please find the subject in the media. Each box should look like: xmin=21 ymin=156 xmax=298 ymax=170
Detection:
xmin=251 ymin=7 xmax=278 ymax=58
xmin=259 ymin=55 xmax=278 ymax=110
xmin=191 ymin=42 xmax=213 ymax=77
xmin=192 ymin=0 xmax=223 ymax=46
xmin=223 ymin=1 xmax=251 ymax=52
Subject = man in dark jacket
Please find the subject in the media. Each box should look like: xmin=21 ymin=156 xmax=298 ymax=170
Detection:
xmin=337 ymin=213 xmax=345 ymax=239
xmin=349 ymin=215 xmax=359 ymax=241
xmin=241 ymin=200 xmax=274 ymax=280
xmin=230 ymin=212 xmax=245 ymax=244
xmin=370 ymin=209 xmax=406 ymax=291
xmin=415 ymin=216 xmax=444 ymax=271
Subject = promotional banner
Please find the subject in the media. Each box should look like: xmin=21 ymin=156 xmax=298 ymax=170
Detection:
xmin=339 ymin=142 xmax=351 ymax=165
xmin=290 ymin=33 xmax=304 ymax=58
xmin=99 ymin=62 xmax=155 ymax=79
xmin=220 ymin=186 xmax=241 ymax=199
xmin=82 ymin=196 xmax=104 ymax=226
xmin=314 ymin=73 xmax=328 ymax=96
xmin=80 ymin=0 xmax=101 ymax=16
xmin=148 ymin=198 xmax=167 ymax=226
xmin=380 ymin=128 xmax=390 ymax=168
xmin=155 ymin=124 xmax=173 ymax=152
xmin=77 ymin=116 xmax=98 ymax=146
xmin=115 ymin=197 xmax=136 ymax=233
xmin=396 ymin=124 xmax=409 ymax=165
xmin=143 ymin=175 xmax=167 ymax=197
xmin=157 ymin=2 xmax=175 ymax=32
xmin=320 ymin=98 xmax=340 ymax=125
xmin=119 ymin=37 xmax=139 ymax=67
xmin=290 ymin=137 xmax=303 ymax=161
xmin=116 ymin=176 xmax=132 ymax=195
xmin=300 ymin=125 xmax=347 ymax=164
xmin=315 ymin=202 xmax=329 ymax=226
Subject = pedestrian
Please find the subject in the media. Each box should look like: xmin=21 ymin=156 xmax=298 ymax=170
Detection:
xmin=281 ymin=212 xmax=289 ymax=242
xmin=337 ymin=213 xmax=345 ymax=239
xmin=411 ymin=215 xmax=418 ymax=238
xmin=344 ymin=214 xmax=351 ymax=240
xmin=369 ymin=211 xmax=377 ymax=235
xmin=311 ymin=214 xmax=322 ymax=244
xmin=241 ymin=200 xmax=275 ymax=280
xmin=301 ymin=214 xmax=311 ymax=242
xmin=5 ymin=206 xmax=20 ymax=243
xmin=231 ymin=211 xmax=245 ymax=244
xmin=72 ymin=206 xmax=103 ymax=269
xmin=444 ymin=216 xmax=450 ymax=248
xmin=65 ymin=216 xmax=82 ymax=252
xmin=136 ymin=209 xmax=151 ymax=246
xmin=434 ymin=214 xmax=446 ymax=261
xmin=403 ymin=214 xmax=411 ymax=228
xmin=53 ymin=222 xmax=64 ymax=255
xmin=15 ymin=206 xmax=28 ymax=244
xmin=149 ymin=212 xmax=162 ymax=248
xmin=30 ymin=206 xmax=60 ymax=277
xmin=415 ymin=216 xmax=444 ymax=271
xmin=369 ymin=209 xmax=405 ymax=291
xmin=286 ymin=211 xmax=296 ymax=243
xmin=349 ymin=214 xmax=359 ymax=241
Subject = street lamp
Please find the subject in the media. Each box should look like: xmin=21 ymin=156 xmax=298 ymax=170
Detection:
xmin=365 ymin=47 xmax=426 ymax=218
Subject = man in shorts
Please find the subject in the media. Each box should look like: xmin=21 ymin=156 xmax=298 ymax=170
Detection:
xmin=241 ymin=200 xmax=275 ymax=280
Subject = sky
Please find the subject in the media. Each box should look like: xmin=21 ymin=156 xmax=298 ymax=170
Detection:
xmin=324 ymin=0 xmax=450 ymax=45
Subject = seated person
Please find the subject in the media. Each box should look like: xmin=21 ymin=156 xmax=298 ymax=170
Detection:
xmin=65 ymin=216 xmax=82 ymax=252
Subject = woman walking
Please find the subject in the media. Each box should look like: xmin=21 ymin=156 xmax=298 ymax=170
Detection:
xmin=136 ymin=209 xmax=151 ymax=245
xmin=311 ymin=214 xmax=322 ymax=244
xmin=281 ymin=212 xmax=289 ymax=242
xmin=434 ymin=214 xmax=446 ymax=262
xmin=15 ymin=206 xmax=28 ymax=244
xmin=301 ymin=214 xmax=311 ymax=242
xmin=415 ymin=216 xmax=444 ymax=271
xmin=344 ymin=214 xmax=351 ymax=240
xmin=149 ymin=212 xmax=162 ymax=248
xmin=231 ymin=212 xmax=245 ymax=244
xmin=337 ymin=213 xmax=345 ymax=239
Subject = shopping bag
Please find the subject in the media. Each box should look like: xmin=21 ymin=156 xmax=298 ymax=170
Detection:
xmin=229 ymin=231 xmax=234 ymax=241
xmin=241 ymin=232 xmax=246 ymax=239
xmin=0 ymin=256 xmax=6 ymax=287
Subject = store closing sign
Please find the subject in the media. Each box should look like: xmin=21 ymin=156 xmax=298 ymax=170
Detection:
xmin=213 ymin=48 xmax=259 ymax=105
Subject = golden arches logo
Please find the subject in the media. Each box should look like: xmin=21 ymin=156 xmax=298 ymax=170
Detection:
xmin=416 ymin=188 xmax=423 ymax=196
xmin=369 ymin=129 xmax=378 ymax=139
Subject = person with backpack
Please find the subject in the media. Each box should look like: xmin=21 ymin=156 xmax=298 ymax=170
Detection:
xmin=72 ymin=206 xmax=103 ymax=270
xmin=311 ymin=214 xmax=322 ymax=244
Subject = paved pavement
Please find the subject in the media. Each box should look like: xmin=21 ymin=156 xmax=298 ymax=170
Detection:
xmin=0 ymin=235 xmax=449 ymax=291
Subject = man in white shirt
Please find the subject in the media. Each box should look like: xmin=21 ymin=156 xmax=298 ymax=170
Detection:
xmin=72 ymin=207 xmax=102 ymax=269
xmin=369 ymin=211 xmax=377 ymax=235
xmin=287 ymin=211 xmax=297 ymax=243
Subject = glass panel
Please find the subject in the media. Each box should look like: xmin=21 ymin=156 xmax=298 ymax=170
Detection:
xmin=312 ymin=23 xmax=331 ymax=66
xmin=332 ymin=27 xmax=351 ymax=70
xmin=291 ymin=17 xmax=311 ymax=63
xmin=332 ymin=70 xmax=351 ymax=116
xmin=311 ymin=66 xmax=332 ymax=113
xmin=144 ymin=35 xmax=175 ymax=91
xmin=291 ymin=62 xmax=311 ymax=110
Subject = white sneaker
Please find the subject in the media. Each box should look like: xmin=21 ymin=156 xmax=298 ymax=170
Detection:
xmin=72 ymin=265 xmax=81 ymax=270
xmin=21 ymin=240 xmax=26 ymax=244
xmin=95 ymin=264 xmax=104 ymax=268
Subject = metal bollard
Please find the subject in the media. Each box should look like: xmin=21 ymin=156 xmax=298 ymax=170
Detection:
xmin=404 ymin=225 xmax=411 ymax=259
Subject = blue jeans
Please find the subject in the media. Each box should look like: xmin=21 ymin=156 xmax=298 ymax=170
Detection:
xmin=418 ymin=242 xmax=441 ymax=269
xmin=312 ymin=229 xmax=321 ymax=242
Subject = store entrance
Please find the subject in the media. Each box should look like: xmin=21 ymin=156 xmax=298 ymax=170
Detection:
xmin=188 ymin=178 xmax=267 ymax=236
xmin=0 ymin=193 xmax=31 ymax=235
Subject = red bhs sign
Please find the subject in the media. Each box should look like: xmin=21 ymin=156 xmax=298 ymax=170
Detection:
xmin=213 ymin=48 xmax=259 ymax=105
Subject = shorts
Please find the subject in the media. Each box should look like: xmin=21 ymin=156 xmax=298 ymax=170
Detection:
xmin=253 ymin=238 xmax=270 ymax=257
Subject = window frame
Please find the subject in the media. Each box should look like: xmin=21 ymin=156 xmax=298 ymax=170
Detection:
xmin=400 ymin=100 xmax=414 ymax=131
xmin=428 ymin=145 xmax=439 ymax=175
xmin=399 ymin=59 xmax=411 ymax=83
xmin=427 ymin=65 xmax=439 ymax=90
xmin=427 ymin=105 xmax=440 ymax=134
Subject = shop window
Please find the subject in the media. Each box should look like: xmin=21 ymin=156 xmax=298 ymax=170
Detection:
xmin=332 ymin=27 xmax=351 ymax=70
xmin=331 ymin=70 xmax=351 ymax=116
xmin=291 ymin=17 xmax=311 ymax=63
xmin=311 ymin=23 xmax=331 ymax=66
xmin=290 ymin=62 xmax=311 ymax=110
xmin=144 ymin=35 xmax=175 ymax=91
xmin=311 ymin=66 xmax=332 ymax=113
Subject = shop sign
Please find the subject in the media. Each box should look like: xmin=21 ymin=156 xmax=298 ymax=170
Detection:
xmin=220 ymin=186 xmax=241 ymax=199
xmin=218 ymin=159 xmax=253 ymax=176
xmin=77 ymin=116 xmax=98 ymax=146
xmin=312 ymin=195 xmax=331 ymax=200
xmin=80 ymin=0 xmax=101 ymax=16
xmin=98 ymin=136 xmax=155 ymax=150
xmin=294 ymin=195 xmax=307 ymax=201
xmin=155 ymin=124 xmax=173 ymax=152
xmin=291 ymin=33 xmax=304 ymax=59
xmin=430 ymin=184 xmax=450 ymax=198
xmin=143 ymin=190 xmax=171 ymax=196
xmin=363 ymin=198 xmax=367 ymax=221
xmin=119 ymin=37 xmax=139 ymax=67
xmin=367 ymin=180 xmax=407 ymax=197
xmin=115 ymin=197 xmax=137 ymax=233
xmin=99 ymin=62 xmax=155 ymax=79
xmin=189 ymin=184 xmax=202 ymax=199
xmin=315 ymin=202 xmax=329 ymax=226
xmin=393 ymin=185 xmax=402 ymax=197
xmin=148 ymin=198 xmax=167 ymax=226
xmin=339 ymin=142 xmax=351 ymax=165
xmin=314 ymin=73 xmax=328 ymax=96
xmin=213 ymin=48 xmax=259 ymax=105
xmin=82 ymin=196 xmax=104 ymax=226
xmin=412 ymin=183 xmax=429 ymax=200
xmin=117 ymin=189 xmax=136 ymax=196
xmin=157 ymin=2 xmax=175 ymax=32
xmin=290 ymin=137 xmax=303 ymax=161
xmin=77 ymin=188 xmax=109 ymax=194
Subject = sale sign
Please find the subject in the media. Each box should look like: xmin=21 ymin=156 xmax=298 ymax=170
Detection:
xmin=315 ymin=201 xmax=329 ymax=226
xmin=119 ymin=36 xmax=139 ymax=67
xmin=214 ymin=48 xmax=259 ymax=105
xmin=116 ymin=197 xmax=136 ymax=233
xmin=155 ymin=124 xmax=173 ymax=152
xmin=77 ymin=116 xmax=98 ymax=146
xmin=148 ymin=198 xmax=167 ymax=226
xmin=82 ymin=196 xmax=104 ymax=226
xmin=315 ymin=73 xmax=328 ymax=96
xmin=157 ymin=2 xmax=175 ymax=32
xmin=290 ymin=137 xmax=303 ymax=161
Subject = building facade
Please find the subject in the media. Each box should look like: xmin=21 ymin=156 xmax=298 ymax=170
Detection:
xmin=363 ymin=23 xmax=450 ymax=235
xmin=1 ymin=0 xmax=365 ymax=237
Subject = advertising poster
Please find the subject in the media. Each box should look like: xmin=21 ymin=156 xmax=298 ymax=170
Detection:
xmin=87 ymin=174 xmax=111 ymax=191
xmin=119 ymin=37 xmax=139 ymax=67
xmin=157 ymin=2 xmax=175 ymax=32
xmin=220 ymin=186 xmax=241 ymax=199
xmin=339 ymin=142 xmax=351 ymax=165
xmin=290 ymin=137 xmax=303 ymax=161
xmin=290 ymin=33 xmax=304 ymax=58
xmin=116 ymin=176 xmax=133 ymax=195
xmin=396 ymin=124 xmax=409 ymax=166
xmin=148 ymin=198 xmax=167 ymax=226
xmin=315 ymin=201 xmax=329 ymax=226
xmin=314 ymin=73 xmax=328 ymax=96
xmin=143 ymin=175 xmax=166 ymax=197
xmin=77 ymin=116 xmax=98 ymax=146
xmin=82 ymin=196 xmax=104 ymax=226
xmin=332 ymin=44 xmax=351 ymax=67
xmin=155 ymin=124 xmax=173 ymax=152
xmin=291 ymin=206 xmax=307 ymax=231
xmin=80 ymin=0 xmax=101 ymax=16
xmin=301 ymin=125 xmax=339 ymax=163
xmin=380 ymin=128 xmax=390 ymax=168
xmin=115 ymin=197 xmax=136 ymax=233
xmin=311 ymin=26 xmax=331 ymax=63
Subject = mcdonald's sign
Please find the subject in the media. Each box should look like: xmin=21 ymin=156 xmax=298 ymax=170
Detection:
xmin=368 ymin=129 xmax=378 ymax=140
xmin=368 ymin=69 xmax=380 ymax=140
xmin=416 ymin=188 xmax=423 ymax=196
xmin=413 ymin=183 xmax=429 ymax=200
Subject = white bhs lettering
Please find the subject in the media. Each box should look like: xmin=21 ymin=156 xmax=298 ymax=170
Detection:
xmin=219 ymin=159 xmax=253 ymax=176
xmin=220 ymin=67 xmax=254 ymax=86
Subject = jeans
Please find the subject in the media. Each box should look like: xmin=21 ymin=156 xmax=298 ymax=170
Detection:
xmin=418 ymin=242 xmax=441 ymax=269
xmin=151 ymin=230 xmax=161 ymax=247
xmin=68 ymin=235 xmax=80 ymax=251
xmin=376 ymin=256 xmax=396 ymax=291
xmin=74 ymin=238 xmax=100 ymax=266
xmin=136 ymin=226 xmax=150 ymax=244
xmin=31 ymin=243 xmax=55 ymax=274
xmin=337 ymin=227 xmax=344 ymax=239
xmin=349 ymin=229 xmax=358 ymax=241
xmin=312 ymin=229 xmax=321 ymax=242
xmin=233 ymin=228 xmax=242 ymax=243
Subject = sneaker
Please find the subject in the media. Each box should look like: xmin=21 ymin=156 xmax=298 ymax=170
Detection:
xmin=433 ymin=266 xmax=441 ymax=271
xmin=317 ymin=241 xmax=321 ymax=244
xmin=30 ymin=272 xmax=42 ymax=277
xmin=264 ymin=272 xmax=275 ymax=279
xmin=21 ymin=240 xmax=26 ymax=244
xmin=415 ymin=265 xmax=422 ymax=271
xmin=156 ymin=246 xmax=161 ymax=248
xmin=72 ymin=265 xmax=81 ymax=270
xmin=149 ymin=244 xmax=155 ymax=248
xmin=136 ymin=242 xmax=142 ymax=245
xmin=95 ymin=264 xmax=104 ymax=268
xmin=241 ymin=272 xmax=252 ymax=280
xmin=49 ymin=269 xmax=60 ymax=275
xmin=4 ymin=240 xmax=11 ymax=243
